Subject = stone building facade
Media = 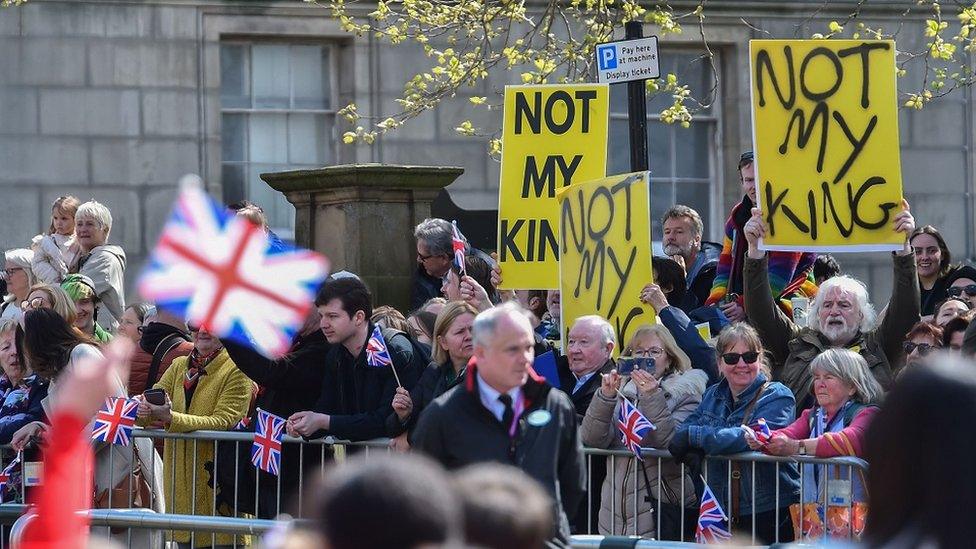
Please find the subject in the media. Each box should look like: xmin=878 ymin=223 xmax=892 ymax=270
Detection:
xmin=0 ymin=0 xmax=972 ymax=301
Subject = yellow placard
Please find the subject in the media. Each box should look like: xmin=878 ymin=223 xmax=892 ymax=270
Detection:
xmin=497 ymin=84 xmax=609 ymax=289
xmin=749 ymin=40 xmax=904 ymax=252
xmin=557 ymin=172 xmax=655 ymax=353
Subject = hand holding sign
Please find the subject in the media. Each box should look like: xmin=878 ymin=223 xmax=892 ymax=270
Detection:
xmin=892 ymin=199 xmax=916 ymax=255
xmin=744 ymin=208 xmax=768 ymax=259
xmin=639 ymin=283 xmax=669 ymax=313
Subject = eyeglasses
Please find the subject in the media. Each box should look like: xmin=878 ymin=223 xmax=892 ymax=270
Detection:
xmin=417 ymin=252 xmax=436 ymax=262
xmin=20 ymin=297 xmax=46 ymax=310
xmin=738 ymin=151 xmax=754 ymax=169
xmin=630 ymin=347 xmax=665 ymax=358
xmin=903 ymin=341 xmax=938 ymax=356
xmin=948 ymin=284 xmax=976 ymax=298
xmin=3 ymin=268 xmax=23 ymax=276
xmin=720 ymin=351 xmax=761 ymax=365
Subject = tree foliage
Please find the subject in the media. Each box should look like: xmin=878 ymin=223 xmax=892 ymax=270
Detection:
xmin=300 ymin=0 xmax=976 ymax=154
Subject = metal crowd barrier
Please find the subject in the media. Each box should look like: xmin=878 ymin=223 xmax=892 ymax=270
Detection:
xmin=0 ymin=428 xmax=868 ymax=548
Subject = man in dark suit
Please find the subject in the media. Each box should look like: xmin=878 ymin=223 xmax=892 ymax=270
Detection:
xmin=557 ymin=315 xmax=616 ymax=534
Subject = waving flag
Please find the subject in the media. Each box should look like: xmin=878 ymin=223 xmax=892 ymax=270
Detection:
xmin=696 ymin=482 xmax=733 ymax=543
xmin=234 ymin=416 xmax=251 ymax=431
xmin=616 ymin=398 xmax=655 ymax=460
xmin=366 ymin=325 xmax=393 ymax=367
xmin=750 ymin=418 xmax=772 ymax=444
xmin=251 ymin=409 xmax=285 ymax=476
xmin=92 ymin=397 xmax=139 ymax=446
xmin=0 ymin=454 xmax=20 ymax=500
xmin=139 ymin=178 xmax=330 ymax=358
xmin=452 ymin=220 xmax=467 ymax=276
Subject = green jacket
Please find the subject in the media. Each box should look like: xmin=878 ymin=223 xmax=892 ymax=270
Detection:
xmin=744 ymin=252 xmax=919 ymax=407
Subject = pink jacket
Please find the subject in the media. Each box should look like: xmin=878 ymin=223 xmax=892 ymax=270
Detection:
xmin=772 ymin=405 xmax=878 ymax=457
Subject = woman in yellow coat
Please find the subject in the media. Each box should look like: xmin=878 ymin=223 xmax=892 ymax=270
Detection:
xmin=137 ymin=325 xmax=253 ymax=548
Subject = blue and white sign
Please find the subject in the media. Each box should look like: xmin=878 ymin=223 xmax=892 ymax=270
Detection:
xmin=595 ymin=36 xmax=660 ymax=85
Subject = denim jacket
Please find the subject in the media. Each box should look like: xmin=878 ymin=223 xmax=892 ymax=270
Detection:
xmin=675 ymin=374 xmax=799 ymax=514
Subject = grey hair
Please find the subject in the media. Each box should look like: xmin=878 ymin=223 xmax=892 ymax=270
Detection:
xmin=806 ymin=275 xmax=877 ymax=333
xmin=571 ymin=315 xmax=616 ymax=348
xmin=76 ymin=200 xmax=113 ymax=238
xmin=4 ymin=248 xmax=36 ymax=289
xmin=471 ymin=302 xmax=532 ymax=347
xmin=661 ymin=205 xmax=704 ymax=239
xmin=810 ymin=348 xmax=884 ymax=405
xmin=413 ymin=218 xmax=456 ymax=257
xmin=0 ymin=319 xmax=17 ymax=338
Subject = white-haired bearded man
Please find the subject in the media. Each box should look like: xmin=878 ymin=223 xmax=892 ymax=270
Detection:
xmin=741 ymin=201 xmax=920 ymax=407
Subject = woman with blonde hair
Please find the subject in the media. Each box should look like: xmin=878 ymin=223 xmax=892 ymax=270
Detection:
xmin=579 ymin=323 xmax=708 ymax=539
xmin=22 ymin=283 xmax=77 ymax=325
xmin=748 ymin=348 xmax=882 ymax=540
xmin=387 ymin=301 xmax=476 ymax=448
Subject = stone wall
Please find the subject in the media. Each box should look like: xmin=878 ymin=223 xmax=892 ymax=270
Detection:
xmin=0 ymin=0 xmax=973 ymax=306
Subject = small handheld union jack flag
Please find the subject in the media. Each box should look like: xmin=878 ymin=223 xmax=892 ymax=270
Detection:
xmin=251 ymin=409 xmax=285 ymax=476
xmin=139 ymin=177 xmax=330 ymax=359
xmin=366 ymin=325 xmax=392 ymax=367
xmin=0 ymin=454 xmax=20 ymax=500
xmin=696 ymin=482 xmax=732 ymax=543
xmin=234 ymin=415 xmax=251 ymax=431
xmin=750 ymin=417 xmax=772 ymax=444
xmin=451 ymin=220 xmax=466 ymax=276
xmin=92 ymin=397 xmax=139 ymax=446
xmin=616 ymin=397 xmax=655 ymax=460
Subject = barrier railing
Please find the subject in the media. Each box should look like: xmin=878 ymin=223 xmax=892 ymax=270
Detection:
xmin=0 ymin=428 xmax=868 ymax=548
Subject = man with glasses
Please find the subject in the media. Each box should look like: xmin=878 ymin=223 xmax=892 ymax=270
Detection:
xmin=413 ymin=218 xmax=460 ymax=310
xmin=705 ymin=151 xmax=818 ymax=322
xmin=740 ymin=199 xmax=920 ymax=408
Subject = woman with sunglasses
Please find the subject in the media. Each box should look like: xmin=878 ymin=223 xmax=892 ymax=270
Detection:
xmin=747 ymin=348 xmax=883 ymax=540
xmin=580 ymin=324 xmax=707 ymax=540
xmin=670 ymin=322 xmax=799 ymax=544
xmin=946 ymin=265 xmax=976 ymax=309
xmin=901 ymin=321 xmax=944 ymax=372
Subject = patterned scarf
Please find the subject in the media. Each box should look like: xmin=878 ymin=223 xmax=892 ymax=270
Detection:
xmin=184 ymin=347 xmax=222 ymax=392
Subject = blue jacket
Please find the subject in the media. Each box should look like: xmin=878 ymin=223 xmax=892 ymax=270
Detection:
xmin=657 ymin=306 xmax=719 ymax=386
xmin=675 ymin=374 xmax=799 ymax=514
xmin=0 ymin=374 xmax=48 ymax=445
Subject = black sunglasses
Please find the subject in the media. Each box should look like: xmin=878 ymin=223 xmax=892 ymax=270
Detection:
xmin=948 ymin=284 xmax=976 ymax=298
xmin=721 ymin=351 xmax=760 ymax=365
xmin=903 ymin=341 xmax=937 ymax=356
xmin=738 ymin=151 xmax=754 ymax=169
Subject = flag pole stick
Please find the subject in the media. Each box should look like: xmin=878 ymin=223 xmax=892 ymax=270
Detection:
xmin=390 ymin=364 xmax=403 ymax=388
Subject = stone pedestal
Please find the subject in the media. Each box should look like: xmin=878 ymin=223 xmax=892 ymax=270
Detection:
xmin=262 ymin=164 xmax=464 ymax=312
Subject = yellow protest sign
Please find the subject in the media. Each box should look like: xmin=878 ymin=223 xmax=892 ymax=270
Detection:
xmin=557 ymin=172 xmax=655 ymax=353
xmin=497 ymin=84 xmax=609 ymax=289
xmin=749 ymin=40 xmax=904 ymax=252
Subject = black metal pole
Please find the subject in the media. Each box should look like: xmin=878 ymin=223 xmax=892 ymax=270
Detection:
xmin=625 ymin=20 xmax=649 ymax=173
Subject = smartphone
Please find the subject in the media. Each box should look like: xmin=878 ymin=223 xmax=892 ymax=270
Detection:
xmin=617 ymin=357 xmax=655 ymax=376
xmin=143 ymin=388 xmax=166 ymax=406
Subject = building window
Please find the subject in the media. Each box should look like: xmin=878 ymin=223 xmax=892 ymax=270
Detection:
xmin=608 ymin=50 xmax=720 ymax=243
xmin=220 ymin=43 xmax=336 ymax=240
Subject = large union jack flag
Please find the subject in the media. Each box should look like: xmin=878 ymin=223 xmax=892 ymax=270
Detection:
xmin=366 ymin=325 xmax=392 ymax=367
xmin=251 ymin=409 xmax=286 ymax=476
xmin=92 ymin=397 xmax=139 ymax=446
xmin=451 ymin=220 xmax=466 ymax=276
xmin=138 ymin=179 xmax=329 ymax=358
xmin=616 ymin=397 xmax=655 ymax=460
xmin=696 ymin=482 xmax=732 ymax=544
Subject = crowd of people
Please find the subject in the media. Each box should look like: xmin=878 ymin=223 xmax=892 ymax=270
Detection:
xmin=5 ymin=150 xmax=976 ymax=548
